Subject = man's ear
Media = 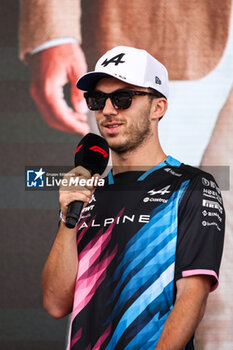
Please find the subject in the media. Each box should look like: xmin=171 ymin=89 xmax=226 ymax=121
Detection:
xmin=150 ymin=98 xmax=168 ymax=120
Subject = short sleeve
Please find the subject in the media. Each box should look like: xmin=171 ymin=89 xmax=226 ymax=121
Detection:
xmin=175 ymin=173 xmax=225 ymax=291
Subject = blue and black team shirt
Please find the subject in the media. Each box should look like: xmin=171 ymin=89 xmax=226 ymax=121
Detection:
xmin=67 ymin=156 xmax=225 ymax=350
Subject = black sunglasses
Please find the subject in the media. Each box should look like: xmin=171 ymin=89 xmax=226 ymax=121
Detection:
xmin=84 ymin=89 xmax=161 ymax=111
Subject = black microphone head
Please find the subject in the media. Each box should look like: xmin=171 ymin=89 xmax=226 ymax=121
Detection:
xmin=74 ymin=133 xmax=109 ymax=175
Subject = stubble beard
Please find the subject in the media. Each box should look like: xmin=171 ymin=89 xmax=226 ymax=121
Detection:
xmin=98 ymin=104 xmax=153 ymax=154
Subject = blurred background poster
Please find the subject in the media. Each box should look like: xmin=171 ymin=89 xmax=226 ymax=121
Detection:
xmin=0 ymin=1 xmax=232 ymax=349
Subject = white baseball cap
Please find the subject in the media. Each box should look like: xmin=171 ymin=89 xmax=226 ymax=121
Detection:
xmin=76 ymin=46 xmax=169 ymax=99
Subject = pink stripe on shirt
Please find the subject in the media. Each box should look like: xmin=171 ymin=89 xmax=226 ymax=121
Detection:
xmin=182 ymin=269 xmax=219 ymax=291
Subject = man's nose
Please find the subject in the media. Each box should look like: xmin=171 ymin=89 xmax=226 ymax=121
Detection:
xmin=102 ymin=97 xmax=118 ymax=116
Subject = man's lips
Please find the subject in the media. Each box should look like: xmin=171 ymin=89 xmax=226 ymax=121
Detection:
xmin=104 ymin=122 xmax=123 ymax=129
xmin=102 ymin=122 xmax=124 ymax=134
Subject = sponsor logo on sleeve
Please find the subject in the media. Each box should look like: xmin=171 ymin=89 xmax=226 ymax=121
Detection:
xmin=203 ymin=189 xmax=223 ymax=204
xmin=202 ymin=199 xmax=223 ymax=214
xmin=202 ymin=178 xmax=221 ymax=194
xmin=202 ymin=209 xmax=222 ymax=222
xmin=202 ymin=220 xmax=221 ymax=232
xmin=202 ymin=177 xmax=210 ymax=186
xmin=211 ymin=182 xmax=221 ymax=194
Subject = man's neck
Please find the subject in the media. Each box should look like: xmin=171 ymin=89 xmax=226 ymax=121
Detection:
xmin=111 ymin=139 xmax=167 ymax=175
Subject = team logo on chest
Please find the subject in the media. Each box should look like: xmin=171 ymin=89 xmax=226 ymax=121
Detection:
xmin=143 ymin=185 xmax=171 ymax=203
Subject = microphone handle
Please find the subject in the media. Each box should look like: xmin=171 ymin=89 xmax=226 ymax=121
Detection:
xmin=65 ymin=200 xmax=84 ymax=229
xmin=65 ymin=168 xmax=94 ymax=229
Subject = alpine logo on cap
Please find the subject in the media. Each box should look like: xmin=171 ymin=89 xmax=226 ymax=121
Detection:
xmin=155 ymin=76 xmax=162 ymax=85
xmin=101 ymin=53 xmax=125 ymax=67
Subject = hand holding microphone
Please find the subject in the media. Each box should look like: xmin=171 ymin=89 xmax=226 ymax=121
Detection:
xmin=59 ymin=133 xmax=109 ymax=229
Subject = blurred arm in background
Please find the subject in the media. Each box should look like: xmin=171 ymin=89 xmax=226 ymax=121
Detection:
xmin=19 ymin=0 xmax=89 ymax=134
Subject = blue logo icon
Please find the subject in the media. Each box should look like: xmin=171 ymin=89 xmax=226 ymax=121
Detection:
xmin=26 ymin=168 xmax=45 ymax=187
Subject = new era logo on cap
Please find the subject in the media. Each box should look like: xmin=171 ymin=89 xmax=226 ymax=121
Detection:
xmin=76 ymin=46 xmax=169 ymax=99
xmin=155 ymin=76 xmax=162 ymax=85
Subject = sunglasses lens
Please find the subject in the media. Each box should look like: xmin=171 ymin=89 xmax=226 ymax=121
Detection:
xmin=84 ymin=92 xmax=106 ymax=111
xmin=84 ymin=90 xmax=134 ymax=110
xmin=113 ymin=91 xmax=132 ymax=109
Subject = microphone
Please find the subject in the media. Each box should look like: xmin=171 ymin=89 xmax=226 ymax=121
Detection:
xmin=65 ymin=133 xmax=109 ymax=229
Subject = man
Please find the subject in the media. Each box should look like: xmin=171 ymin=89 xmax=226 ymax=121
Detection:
xmin=42 ymin=46 xmax=225 ymax=349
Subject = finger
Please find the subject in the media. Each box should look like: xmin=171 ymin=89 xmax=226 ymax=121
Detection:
xmin=91 ymin=174 xmax=101 ymax=188
xmin=65 ymin=165 xmax=92 ymax=179
xmin=61 ymin=174 xmax=101 ymax=194
xmin=76 ymin=174 xmax=101 ymax=191
xmin=60 ymin=179 xmax=94 ymax=193
xmin=60 ymin=189 xmax=93 ymax=203
xmin=61 ymin=166 xmax=94 ymax=193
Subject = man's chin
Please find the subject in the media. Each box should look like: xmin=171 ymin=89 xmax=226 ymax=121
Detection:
xmin=109 ymin=141 xmax=134 ymax=154
xmin=105 ymin=139 xmax=126 ymax=152
xmin=98 ymin=128 xmax=128 ymax=152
